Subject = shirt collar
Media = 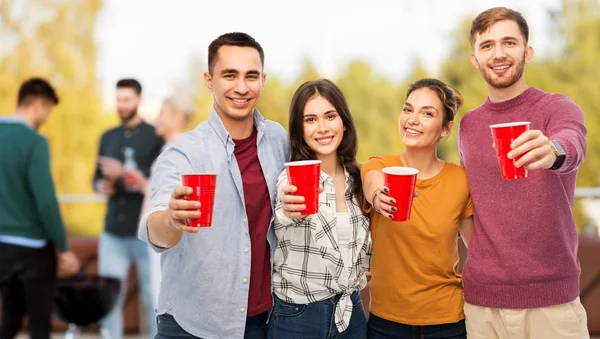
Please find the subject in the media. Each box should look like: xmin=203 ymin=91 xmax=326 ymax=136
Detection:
xmin=207 ymin=107 xmax=267 ymax=146
xmin=0 ymin=113 xmax=33 ymax=130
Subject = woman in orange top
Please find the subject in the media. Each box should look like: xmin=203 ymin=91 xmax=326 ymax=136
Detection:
xmin=361 ymin=78 xmax=473 ymax=339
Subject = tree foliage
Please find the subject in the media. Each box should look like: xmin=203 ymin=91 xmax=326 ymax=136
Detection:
xmin=1 ymin=0 xmax=597 ymax=235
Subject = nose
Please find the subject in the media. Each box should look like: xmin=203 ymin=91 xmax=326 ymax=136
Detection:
xmin=493 ymin=43 xmax=506 ymax=59
xmin=233 ymin=78 xmax=249 ymax=95
xmin=407 ymin=113 xmax=420 ymax=125
xmin=317 ymin=118 xmax=329 ymax=133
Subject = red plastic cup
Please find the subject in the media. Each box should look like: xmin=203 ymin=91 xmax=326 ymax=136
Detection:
xmin=180 ymin=173 xmax=217 ymax=227
xmin=382 ymin=167 xmax=419 ymax=222
xmin=489 ymin=122 xmax=531 ymax=180
xmin=285 ymin=160 xmax=322 ymax=215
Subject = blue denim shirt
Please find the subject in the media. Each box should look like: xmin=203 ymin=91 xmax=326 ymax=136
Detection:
xmin=138 ymin=108 xmax=288 ymax=339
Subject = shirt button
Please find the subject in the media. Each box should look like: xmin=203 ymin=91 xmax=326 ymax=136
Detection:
xmin=240 ymin=307 xmax=245 ymax=313
xmin=243 ymin=278 xmax=248 ymax=284
xmin=244 ymin=248 xmax=249 ymax=253
xmin=243 ymin=218 xmax=247 ymax=222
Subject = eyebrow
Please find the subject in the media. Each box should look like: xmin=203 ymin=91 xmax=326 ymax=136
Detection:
xmin=220 ymin=68 xmax=261 ymax=76
xmin=404 ymin=102 xmax=439 ymax=112
xmin=478 ymin=36 xmax=519 ymax=48
xmin=303 ymin=110 xmax=337 ymax=117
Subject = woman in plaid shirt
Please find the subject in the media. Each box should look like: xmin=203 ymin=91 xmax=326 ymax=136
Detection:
xmin=268 ymin=79 xmax=370 ymax=338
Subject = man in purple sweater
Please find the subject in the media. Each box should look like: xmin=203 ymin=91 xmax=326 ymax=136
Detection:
xmin=458 ymin=7 xmax=589 ymax=339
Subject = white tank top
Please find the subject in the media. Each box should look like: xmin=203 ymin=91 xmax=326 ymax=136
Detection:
xmin=336 ymin=211 xmax=352 ymax=272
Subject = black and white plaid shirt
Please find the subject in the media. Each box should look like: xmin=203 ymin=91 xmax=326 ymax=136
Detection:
xmin=273 ymin=169 xmax=371 ymax=332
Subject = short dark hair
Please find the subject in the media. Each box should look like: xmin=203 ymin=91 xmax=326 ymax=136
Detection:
xmin=17 ymin=78 xmax=59 ymax=106
xmin=406 ymin=78 xmax=463 ymax=130
xmin=470 ymin=7 xmax=529 ymax=47
xmin=207 ymin=32 xmax=264 ymax=75
xmin=288 ymin=79 xmax=364 ymax=209
xmin=116 ymin=78 xmax=142 ymax=95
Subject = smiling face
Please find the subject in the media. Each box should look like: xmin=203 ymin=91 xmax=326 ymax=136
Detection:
xmin=399 ymin=88 xmax=451 ymax=150
xmin=203 ymin=45 xmax=265 ymax=125
xmin=302 ymin=94 xmax=345 ymax=162
xmin=470 ymin=19 xmax=533 ymax=90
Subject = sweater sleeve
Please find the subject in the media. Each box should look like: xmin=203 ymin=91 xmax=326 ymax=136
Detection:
xmin=545 ymin=96 xmax=587 ymax=174
xmin=27 ymin=137 xmax=68 ymax=251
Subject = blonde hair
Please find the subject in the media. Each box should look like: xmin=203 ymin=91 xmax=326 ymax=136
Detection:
xmin=162 ymin=95 xmax=196 ymax=122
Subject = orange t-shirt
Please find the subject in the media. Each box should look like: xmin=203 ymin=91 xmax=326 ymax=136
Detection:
xmin=361 ymin=155 xmax=472 ymax=325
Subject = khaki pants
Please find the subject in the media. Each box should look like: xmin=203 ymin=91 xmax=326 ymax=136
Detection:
xmin=464 ymin=297 xmax=589 ymax=339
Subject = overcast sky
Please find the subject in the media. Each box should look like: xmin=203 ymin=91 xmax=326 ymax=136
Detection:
xmin=96 ymin=0 xmax=561 ymax=113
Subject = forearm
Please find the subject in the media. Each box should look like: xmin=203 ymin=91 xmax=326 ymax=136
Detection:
xmin=552 ymin=128 xmax=586 ymax=174
xmin=29 ymin=141 xmax=69 ymax=251
xmin=363 ymin=170 xmax=384 ymax=205
xmin=147 ymin=210 xmax=183 ymax=248
xmin=40 ymin=198 xmax=69 ymax=252
xmin=547 ymin=98 xmax=587 ymax=174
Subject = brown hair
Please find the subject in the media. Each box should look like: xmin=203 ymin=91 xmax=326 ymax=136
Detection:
xmin=288 ymin=79 xmax=363 ymax=208
xmin=18 ymin=77 xmax=59 ymax=106
xmin=207 ymin=32 xmax=264 ymax=75
xmin=470 ymin=7 xmax=529 ymax=47
xmin=406 ymin=78 xmax=463 ymax=130
xmin=116 ymin=78 xmax=142 ymax=95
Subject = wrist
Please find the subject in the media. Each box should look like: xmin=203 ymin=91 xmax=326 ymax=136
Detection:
xmin=549 ymin=140 xmax=566 ymax=170
xmin=371 ymin=189 xmax=381 ymax=213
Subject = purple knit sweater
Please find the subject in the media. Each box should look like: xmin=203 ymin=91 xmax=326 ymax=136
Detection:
xmin=458 ymin=87 xmax=587 ymax=308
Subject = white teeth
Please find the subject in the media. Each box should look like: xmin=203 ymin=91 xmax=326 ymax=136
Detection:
xmin=405 ymin=128 xmax=421 ymax=135
xmin=232 ymin=98 xmax=249 ymax=103
xmin=492 ymin=65 xmax=510 ymax=70
xmin=316 ymin=137 xmax=333 ymax=144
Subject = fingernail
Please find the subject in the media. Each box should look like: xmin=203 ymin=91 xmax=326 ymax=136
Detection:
xmin=384 ymin=188 xmax=389 ymax=194
xmin=390 ymin=199 xmax=396 ymax=205
xmin=194 ymin=202 xmax=201 ymax=208
xmin=391 ymin=207 xmax=397 ymax=212
xmin=388 ymin=215 xmax=393 ymax=220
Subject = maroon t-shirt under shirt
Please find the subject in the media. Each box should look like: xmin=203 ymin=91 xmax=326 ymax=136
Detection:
xmin=233 ymin=128 xmax=273 ymax=316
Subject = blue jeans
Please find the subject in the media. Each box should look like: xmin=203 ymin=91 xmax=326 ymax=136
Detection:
xmin=155 ymin=312 xmax=268 ymax=339
xmin=367 ymin=313 xmax=466 ymax=339
xmin=268 ymin=291 xmax=367 ymax=339
xmin=99 ymin=232 xmax=156 ymax=339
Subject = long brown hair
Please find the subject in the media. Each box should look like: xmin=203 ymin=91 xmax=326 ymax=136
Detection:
xmin=288 ymin=79 xmax=363 ymax=207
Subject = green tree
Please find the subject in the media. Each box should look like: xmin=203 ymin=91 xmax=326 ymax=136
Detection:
xmin=0 ymin=0 xmax=107 ymax=236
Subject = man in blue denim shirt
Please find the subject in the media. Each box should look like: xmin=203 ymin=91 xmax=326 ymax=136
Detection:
xmin=138 ymin=32 xmax=288 ymax=339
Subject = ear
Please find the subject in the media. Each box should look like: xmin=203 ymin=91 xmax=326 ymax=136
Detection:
xmin=524 ymin=45 xmax=534 ymax=64
xmin=442 ymin=121 xmax=454 ymax=137
xmin=204 ymin=72 xmax=214 ymax=93
xmin=470 ymin=52 xmax=480 ymax=70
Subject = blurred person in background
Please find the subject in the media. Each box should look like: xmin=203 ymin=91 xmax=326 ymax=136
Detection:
xmin=131 ymin=95 xmax=197 ymax=311
xmin=361 ymin=78 xmax=472 ymax=339
xmin=93 ymin=78 xmax=164 ymax=339
xmin=0 ymin=77 xmax=80 ymax=339
xmin=459 ymin=7 xmax=588 ymax=339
